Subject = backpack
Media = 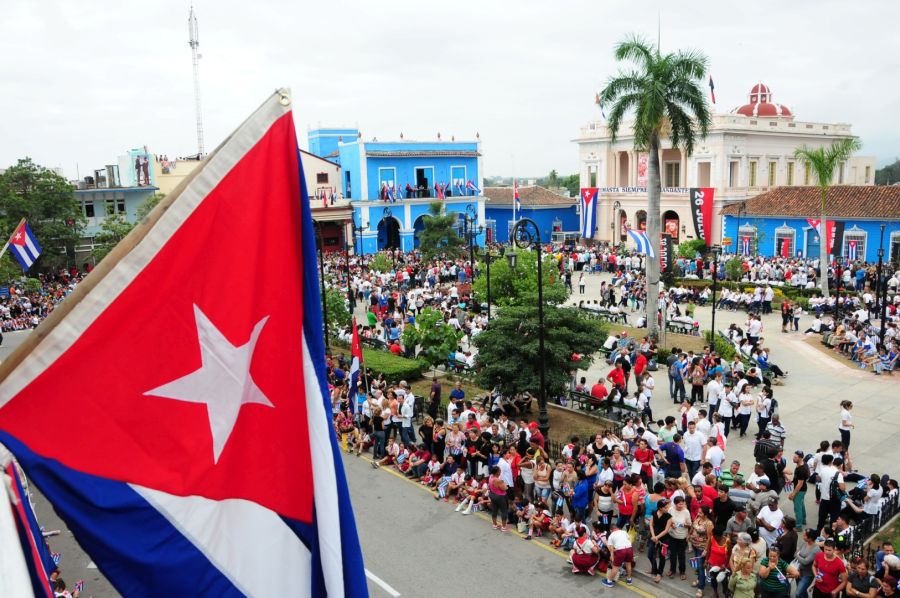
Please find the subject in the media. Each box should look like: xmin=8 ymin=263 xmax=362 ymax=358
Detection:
xmin=829 ymin=471 xmax=846 ymax=502
xmin=669 ymin=362 xmax=682 ymax=381
xmin=770 ymin=398 xmax=779 ymax=415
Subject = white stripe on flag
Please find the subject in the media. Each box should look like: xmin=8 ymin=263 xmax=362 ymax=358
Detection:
xmin=23 ymin=234 xmax=39 ymax=258
xmin=11 ymin=246 xmax=34 ymax=268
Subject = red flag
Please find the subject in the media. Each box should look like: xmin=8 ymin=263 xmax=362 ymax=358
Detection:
xmin=709 ymin=76 xmax=716 ymax=104
xmin=716 ymin=426 xmax=727 ymax=451
xmin=781 ymin=237 xmax=790 ymax=258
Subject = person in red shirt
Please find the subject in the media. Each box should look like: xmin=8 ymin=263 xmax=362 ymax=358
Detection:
xmin=607 ymin=362 xmax=626 ymax=392
xmin=812 ymin=539 xmax=848 ymax=596
xmin=633 ymin=352 xmax=648 ymax=387
xmin=528 ymin=422 xmax=545 ymax=449
xmin=389 ymin=341 xmax=403 ymax=355
xmin=589 ymin=380 xmax=609 ymax=408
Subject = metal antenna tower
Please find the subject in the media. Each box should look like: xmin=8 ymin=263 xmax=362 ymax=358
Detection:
xmin=188 ymin=5 xmax=205 ymax=156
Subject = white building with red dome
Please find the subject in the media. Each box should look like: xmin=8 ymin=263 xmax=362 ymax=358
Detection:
xmin=574 ymin=82 xmax=875 ymax=246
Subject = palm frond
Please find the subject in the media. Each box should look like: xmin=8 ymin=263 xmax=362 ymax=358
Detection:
xmin=614 ymin=35 xmax=655 ymax=70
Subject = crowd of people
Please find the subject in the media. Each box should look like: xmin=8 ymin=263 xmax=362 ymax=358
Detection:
xmin=0 ymin=269 xmax=85 ymax=336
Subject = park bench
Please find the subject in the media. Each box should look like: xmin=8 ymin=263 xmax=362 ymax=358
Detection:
xmin=566 ymin=390 xmax=642 ymax=423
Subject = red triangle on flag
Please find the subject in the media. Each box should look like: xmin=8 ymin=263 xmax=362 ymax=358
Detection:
xmin=0 ymin=95 xmax=314 ymax=522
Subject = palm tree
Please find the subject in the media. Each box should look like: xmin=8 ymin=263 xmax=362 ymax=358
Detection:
xmin=793 ymin=138 xmax=862 ymax=297
xmin=599 ymin=35 xmax=711 ymax=340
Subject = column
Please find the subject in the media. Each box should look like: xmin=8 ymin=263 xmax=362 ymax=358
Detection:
xmin=680 ymin=149 xmax=688 ymax=188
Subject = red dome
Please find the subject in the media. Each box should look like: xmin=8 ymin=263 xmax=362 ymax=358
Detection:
xmin=733 ymin=82 xmax=792 ymax=118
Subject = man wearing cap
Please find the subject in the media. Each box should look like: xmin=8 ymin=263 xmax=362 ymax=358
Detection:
xmin=725 ymin=505 xmax=752 ymax=541
xmin=785 ymin=451 xmax=810 ymax=528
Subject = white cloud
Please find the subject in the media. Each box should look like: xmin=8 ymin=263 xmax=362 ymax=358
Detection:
xmin=1 ymin=0 xmax=897 ymax=180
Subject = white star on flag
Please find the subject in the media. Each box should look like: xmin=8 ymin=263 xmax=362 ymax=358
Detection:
xmin=144 ymin=304 xmax=273 ymax=463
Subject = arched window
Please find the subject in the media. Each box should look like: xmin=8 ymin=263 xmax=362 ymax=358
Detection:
xmin=843 ymin=225 xmax=867 ymax=262
xmin=774 ymin=224 xmax=796 ymax=257
xmin=738 ymin=224 xmax=758 ymax=255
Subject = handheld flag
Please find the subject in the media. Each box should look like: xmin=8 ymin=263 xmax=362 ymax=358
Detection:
xmin=4 ymin=462 xmax=56 ymax=597
xmin=626 ymin=228 xmax=656 ymax=258
xmin=4 ymin=220 xmax=42 ymax=272
xmin=466 ymin=180 xmax=481 ymax=195
xmin=709 ymin=76 xmax=716 ymax=104
xmin=348 ymin=316 xmax=363 ymax=413
xmin=580 ymin=188 xmax=598 ymax=239
xmin=0 ymin=90 xmax=367 ymax=597
xmin=594 ymin=92 xmax=607 ymax=119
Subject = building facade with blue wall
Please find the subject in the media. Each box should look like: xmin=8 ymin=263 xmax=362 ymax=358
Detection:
xmin=307 ymin=128 xmax=359 ymax=166
xmin=721 ymin=186 xmax=900 ymax=264
xmin=308 ymin=131 xmax=486 ymax=255
xmin=484 ymin=186 xmax=580 ymax=244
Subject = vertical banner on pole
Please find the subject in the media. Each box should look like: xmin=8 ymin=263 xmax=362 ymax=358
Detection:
xmin=689 ymin=187 xmax=715 ymax=246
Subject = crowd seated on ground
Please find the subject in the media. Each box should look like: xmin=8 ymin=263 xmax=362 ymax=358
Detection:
xmin=0 ymin=269 xmax=86 ymax=335
xmin=333 ymin=356 xmax=900 ymax=596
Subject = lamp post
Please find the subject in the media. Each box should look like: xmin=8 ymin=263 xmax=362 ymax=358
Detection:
xmin=342 ymin=222 xmax=355 ymax=311
xmin=351 ymin=215 xmax=366 ymax=256
xmin=877 ymin=223 xmax=887 ymax=343
xmin=383 ymin=206 xmax=395 ymax=271
xmin=612 ymin=200 xmax=621 ymax=247
xmin=484 ymin=250 xmax=494 ymax=319
xmin=507 ymin=217 xmax=549 ymax=440
xmin=312 ymin=221 xmax=328 ymax=341
xmin=708 ymin=244 xmax=722 ymax=342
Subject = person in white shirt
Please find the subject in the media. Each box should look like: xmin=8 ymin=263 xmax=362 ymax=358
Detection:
xmin=696 ymin=411 xmax=712 ymax=437
xmin=706 ymin=374 xmax=724 ymax=420
xmin=756 ymin=497 xmax=784 ymax=547
xmin=816 ymin=454 xmax=845 ymax=530
xmin=602 ymin=522 xmax=635 ymax=587
xmin=702 ymin=436 xmax=726 ymax=473
xmin=682 ymin=421 xmax=707 ymax=481
xmin=838 ymin=400 xmax=855 ymax=450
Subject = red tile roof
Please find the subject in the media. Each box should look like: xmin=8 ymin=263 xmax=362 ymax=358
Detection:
xmin=484 ymin=185 xmax=575 ymax=206
xmin=720 ymin=186 xmax=900 ymax=219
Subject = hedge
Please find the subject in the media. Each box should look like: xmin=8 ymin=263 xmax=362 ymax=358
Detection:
xmin=361 ymin=348 xmax=427 ymax=382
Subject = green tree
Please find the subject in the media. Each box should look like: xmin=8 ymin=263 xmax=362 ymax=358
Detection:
xmin=91 ymin=211 xmax=134 ymax=262
xmin=548 ymin=169 xmax=560 ymax=188
xmin=324 ymin=287 xmax=351 ymax=338
xmin=0 ymin=158 xmax=84 ymax=269
xmin=473 ymin=305 xmax=604 ymax=401
xmin=562 ymin=174 xmax=580 ymax=197
xmin=136 ymin=192 xmax=165 ymax=221
xmin=418 ymin=201 xmax=464 ymax=262
xmin=677 ymin=238 xmax=708 ymax=259
xmin=369 ymin=252 xmax=392 ymax=273
xmin=599 ymin=36 xmax=711 ymax=340
xmin=875 ymin=159 xmax=900 ymax=185
xmin=401 ymin=307 xmax=464 ymax=375
xmin=472 ymin=249 xmax=568 ymax=307
xmin=725 ymin=257 xmax=744 ymax=281
xmin=794 ymin=138 xmax=862 ymax=297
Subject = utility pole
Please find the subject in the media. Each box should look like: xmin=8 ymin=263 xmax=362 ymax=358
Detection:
xmin=188 ymin=5 xmax=205 ymax=157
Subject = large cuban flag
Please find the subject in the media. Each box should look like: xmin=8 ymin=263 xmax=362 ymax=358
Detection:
xmin=580 ymin=188 xmax=598 ymax=239
xmin=0 ymin=90 xmax=367 ymax=597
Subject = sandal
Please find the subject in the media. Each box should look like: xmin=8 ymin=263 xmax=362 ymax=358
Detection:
xmin=654 ymin=575 xmax=661 ymax=584
xmin=681 ymin=574 xmax=687 ymax=580
xmin=696 ymin=592 xmax=703 ymax=598
xmin=692 ymin=581 xmax=699 ymax=587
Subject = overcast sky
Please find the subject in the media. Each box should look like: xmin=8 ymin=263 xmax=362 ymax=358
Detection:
xmin=2 ymin=0 xmax=898 ymax=180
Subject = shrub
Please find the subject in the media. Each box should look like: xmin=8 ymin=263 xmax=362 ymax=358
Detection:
xmin=656 ymin=347 xmax=672 ymax=364
xmin=362 ymin=348 xmax=426 ymax=382
xmin=704 ymin=331 xmax=737 ymax=361
xmin=677 ymin=239 xmax=708 ymax=259
xmin=725 ymin=258 xmax=744 ymax=281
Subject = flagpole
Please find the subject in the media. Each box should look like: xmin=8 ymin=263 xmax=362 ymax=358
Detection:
xmin=0 ymin=218 xmax=26 ymax=261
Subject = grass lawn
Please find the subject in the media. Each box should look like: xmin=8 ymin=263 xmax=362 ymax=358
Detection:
xmin=611 ymin=324 xmax=706 ymax=353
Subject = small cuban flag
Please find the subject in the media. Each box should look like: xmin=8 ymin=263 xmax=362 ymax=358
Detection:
xmin=4 ymin=220 xmax=42 ymax=272
xmin=466 ymin=180 xmax=482 ymax=195
xmin=75 ymin=580 xmax=85 ymax=592
xmin=51 ymin=551 xmax=61 ymax=565
xmin=626 ymin=228 xmax=656 ymax=258
xmin=690 ymin=556 xmax=702 ymax=569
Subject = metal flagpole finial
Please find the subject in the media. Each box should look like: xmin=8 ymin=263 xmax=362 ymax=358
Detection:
xmin=277 ymin=88 xmax=292 ymax=106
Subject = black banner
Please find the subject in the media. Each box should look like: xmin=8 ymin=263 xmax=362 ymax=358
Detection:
xmin=830 ymin=221 xmax=845 ymax=256
xmin=660 ymin=234 xmax=674 ymax=273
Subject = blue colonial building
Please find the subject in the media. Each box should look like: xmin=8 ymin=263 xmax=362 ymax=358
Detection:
xmin=308 ymin=129 xmax=486 ymax=254
xmin=721 ymin=186 xmax=900 ymax=264
xmin=483 ymin=186 xmax=580 ymax=244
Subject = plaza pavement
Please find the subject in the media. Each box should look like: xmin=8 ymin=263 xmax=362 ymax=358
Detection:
xmin=568 ymin=271 xmax=899 ymax=520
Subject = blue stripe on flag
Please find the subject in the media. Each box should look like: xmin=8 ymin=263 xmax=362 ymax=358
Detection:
xmin=296 ymin=150 xmax=368 ymax=597
xmin=0 ymin=432 xmax=239 ymax=597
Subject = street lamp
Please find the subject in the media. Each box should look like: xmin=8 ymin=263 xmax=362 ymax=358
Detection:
xmin=507 ymin=218 xmax=549 ymax=440
xmin=351 ymin=215 xmax=366 ymax=256
xmin=877 ymin=223 xmax=887 ymax=343
xmin=708 ymin=244 xmax=722 ymax=343
xmin=612 ymin=200 xmax=621 ymax=247
xmin=484 ymin=250 xmax=494 ymax=319
xmin=464 ymin=206 xmax=483 ymax=273
xmin=312 ymin=221 xmax=328 ymax=342
xmin=383 ymin=206 xmax=395 ymax=271
xmin=342 ymin=222 xmax=355 ymax=311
